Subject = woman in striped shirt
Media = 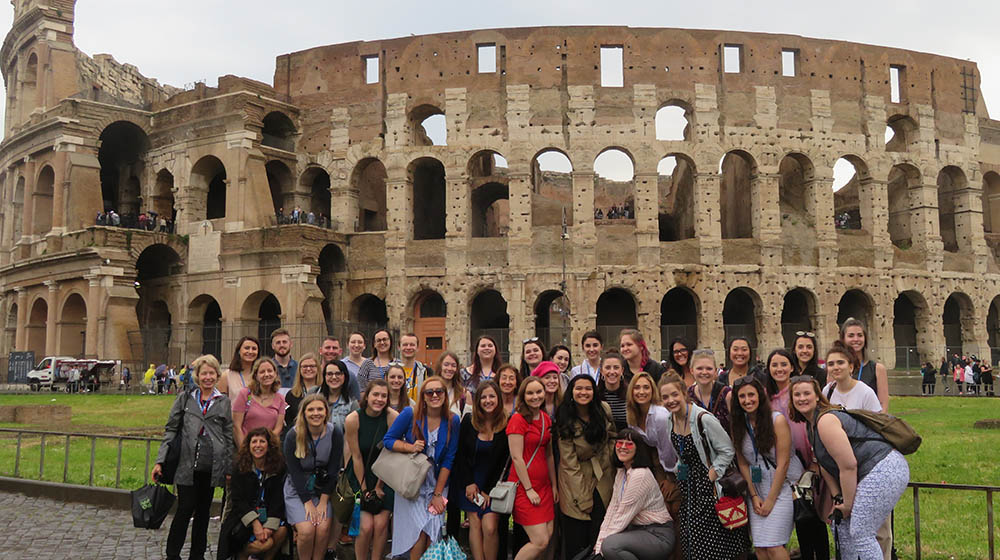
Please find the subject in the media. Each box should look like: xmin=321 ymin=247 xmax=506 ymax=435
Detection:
xmin=594 ymin=428 xmax=675 ymax=559
xmin=597 ymin=353 xmax=629 ymax=431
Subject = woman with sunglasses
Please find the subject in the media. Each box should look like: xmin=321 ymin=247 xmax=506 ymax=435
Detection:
xmin=358 ymin=329 xmax=395 ymax=391
xmin=792 ymin=331 xmax=826 ymax=387
xmin=570 ymin=330 xmax=604 ymax=384
xmin=556 ymin=373 xmax=615 ymax=560
xmin=789 ymin=376 xmax=909 ymax=560
xmin=593 ymin=429 xmax=675 ymax=560
xmin=597 ymin=353 xmax=629 ymax=431
xmin=507 ymin=376 xmax=558 ymax=560
xmin=519 ymin=338 xmax=547 ymax=381
xmin=386 ymin=363 xmax=414 ymax=412
xmin=668 ymin=337 xmax=695 ymax=387
xmin=344 ymin=379 xmax=398 ymax=560
xmin=463 ymin=335 xmax=502 ymax=393
xmin=659 ymin=371 xmax=749 ymax=559
xmin=731 ymin=376 xmax=802 ymax=560
xmin=453 ymin=381 xmax=510 ymax=560
xmin=284 ymin=353 xmax=323 ymax=439
xmin=839 ymin=318 xmax=889 ymax=413
xmin=383 ymin=377 xmax=461 ymax=560
xmin=619 ymin=329 xmax=664 ymax=383
xmin=686 ymin=349 xmax=734 ymax=434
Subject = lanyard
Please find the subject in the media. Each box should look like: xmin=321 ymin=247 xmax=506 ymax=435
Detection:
xmin=856 ymin=361 xmax=868 ymax=381
xmin=675 ymin=404 xmax=690 ymax=462
xmin=254 ymin=468 xmax=266 ymax=505
xmin=745 ymin=417 xmax=760 ymax=464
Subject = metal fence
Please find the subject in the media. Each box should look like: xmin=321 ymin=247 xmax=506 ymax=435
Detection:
xmin=906 ymin=482 xmax=998 ymax=560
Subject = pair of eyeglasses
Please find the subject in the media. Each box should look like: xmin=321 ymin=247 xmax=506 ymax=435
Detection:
xmin=795 ymin=331 xmax=816 ymax=338
xmin=326 ymin=370 xmax=345 ymax=377
xmin=614 ymin=439 xmax=636 ymax=450
xmin=672 ymin=348 xmax=689 ymax=355
xmin=522 ymin=337 xmax=540 ymax=344
xmin=424 ymin=388 xmax=446 ymax=397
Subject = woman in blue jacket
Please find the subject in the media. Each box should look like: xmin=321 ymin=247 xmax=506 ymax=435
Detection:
xmin=383 ymin=376 xmax=461 ymax=560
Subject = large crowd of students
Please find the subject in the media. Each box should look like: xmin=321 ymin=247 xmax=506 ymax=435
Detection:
xmin=153 ymin=322 xmax=912 ymax=560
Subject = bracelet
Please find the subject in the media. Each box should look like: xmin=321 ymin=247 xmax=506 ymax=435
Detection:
xmin=525 ymin=487 xmax=534 ymax=492
xmin=432 ymin=492 xmax=443 ymax=497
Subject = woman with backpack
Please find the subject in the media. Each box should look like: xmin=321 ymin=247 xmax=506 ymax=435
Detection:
xmin=789 ymin=376 xmax=910 ymax=560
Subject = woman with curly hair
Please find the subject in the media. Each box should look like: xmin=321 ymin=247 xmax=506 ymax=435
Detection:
xmin=218 ymin=426 xmax=288 ymax=560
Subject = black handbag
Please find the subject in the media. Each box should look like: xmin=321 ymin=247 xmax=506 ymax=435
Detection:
xmin=695 ymin=412 xmax=748 ymax=497
xmin=158 ymin=391 xmax=189 ymax=485
xmin=131 ymin=483 xmax=176 ymax=529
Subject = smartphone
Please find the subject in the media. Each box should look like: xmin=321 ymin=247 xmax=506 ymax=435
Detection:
xmin=473 ymin=493 xmax=486 ymax=507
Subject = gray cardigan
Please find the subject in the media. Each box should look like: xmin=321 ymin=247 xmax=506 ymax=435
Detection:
xmin=659 ymin=402 xmax=735 ymax=496
xmin=155 ymin=389 xmax=234 ymax=487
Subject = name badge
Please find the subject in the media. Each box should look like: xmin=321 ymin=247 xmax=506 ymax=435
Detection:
xmin=677 ymin=463 xmax=689 ymax=481
xmin=750 ymin=466 xmax=763 ymax=484
xmin=256 ymin=507 xmax=267 ymax=522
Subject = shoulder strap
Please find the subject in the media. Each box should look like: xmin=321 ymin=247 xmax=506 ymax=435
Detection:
xmin=694 ymin=411 xmax=712 ymax=469
xmin=524 ymin=414 xmax=547 ymax=470
xmin=826 ymin=383 xmax=836 ymax=400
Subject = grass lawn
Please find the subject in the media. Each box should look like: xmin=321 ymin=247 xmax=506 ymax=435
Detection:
xmin=0 ymin=394 xmax=997 ymax=558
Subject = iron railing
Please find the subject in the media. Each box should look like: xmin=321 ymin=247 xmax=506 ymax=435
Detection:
xmin=906 ymin=481 xmax=998 ymax=560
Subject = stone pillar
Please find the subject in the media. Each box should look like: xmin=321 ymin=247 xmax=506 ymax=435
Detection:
xmin=636 ymin=286 xmax=661 ymax=360
xmin=953 ymin=167 xmax=990 ymax=272
xmin=634 ymin=171 xmax=660 ymax=265
xmin=506 ymin=168 xmax=532 ymax=253
xmin=14 ymin=288 xmax=26 ymax=351
xmin=571 ymin=170 xmax=597 ymax=267
xmin=911 ymin=182 xmax=944 ymax=271
xmin=757 ymin=284 xmax=784 ymax=353
xmin=85 ymin=273 xmax=101 ymax=358
xmin=700 ymin=279 xmax=726 ymax=358
xmin=445 ymin=175 xmax=469 ymax=271
xmin=810 ymin=170 xmax=838 ymax=267
xmin=44 ymin=280 xmax=58 ymax=355
xmin=49 ymin=151 xmax=67 ymax=234
xmin=694 ymin=173 xmax=723 ymax=265
xmin=872 ymin=291 xmax=895 ymax=366
xmin=384 ymin=168 xmax=408 ymax=332
xmin=20 ymin=156 xmax=35 ymax=241
xmin=506 ymin=275 xmax=530 ymax=361
xmin=329 ymin=155 xmax=355 ymax=234
xmin=861 ymin=178 xmax=893 ymax=269
xmin=756 ymin=172 xmax=782 ymax=266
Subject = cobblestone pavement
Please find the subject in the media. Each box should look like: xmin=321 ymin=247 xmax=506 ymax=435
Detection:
xmin=0 ymin=491 xmax=221 ymax=559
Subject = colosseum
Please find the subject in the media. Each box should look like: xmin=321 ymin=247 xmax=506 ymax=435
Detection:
xmin=1 ymin=0 xmax=999 ymax=376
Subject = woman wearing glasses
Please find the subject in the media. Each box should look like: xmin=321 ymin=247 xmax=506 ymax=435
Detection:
xmin=792 ymin=331 xmax=826 ymax=387
xmin=731 ymin=376 xmax=802 ymax=560
xmin=839 ymin=318 xmax=889 ymax=414
xmin=284 ymin=353 xmax=322 ymax=439
xmin=593 ymin=429 xmax=675 ymax=560
xmin=519 ymin=338 xmax=547 ymax=381
xmin=321 ymin=359 xmax=360 ymax=432
xmin=383 ymin=377 xmax=461 ymax=560
xmin=667 ymin=337 xmax=695 ymax=387
xmin=358 ymin=329 xmax=395 ymax=391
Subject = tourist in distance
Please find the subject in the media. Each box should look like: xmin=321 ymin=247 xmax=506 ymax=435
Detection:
xmin=271 ymin=328 xmax=298 ymax=389
xmin=497 ymin=363 xmax=521 ymax=416
xmin=822 ymin=342 xmax=881 ymax=413
xmin=626 ymin=371 xmax=681 ymax=520
xmin=462 ymin=335 xmax=502 ymax=392
xmin=533 ymin=361 xmax=563 ymax=419
xmin=659 ymin=371 xmax=750 ymax=560
xmin=343 ymin=379 xmax=398 ymax=560
xmin=344 ymin=332 xmax=370 ymax=401
xmin=357 ymin=329 xmax=394 ymax=391
xmin=386 ymin=363 xmax=415 ymax=411
xmin=920 ymin=361 xmax=936 ymax=396
xmin=547 ymin=344 xmax=573 ymax=390
xmin=232 ymin=356 xmax=285 ymax=448
xmin=383 ymin=376 xmax=461 ymax=560
xmin=284 ymin=353 xmax=322 ymax=439
xmin=592 ymin=429 xmax=675 ymax=560
xmin=597 ymin=352 xmax=629 ymax=431
xmin=731 ymin=376 xmax=802 ymax=560
xmin=283 ymin=394 xmax=344 ymax=560
xmin=399 ymin=333 xmax=433 ymax=401
xmin=839 ymin=318 xmax=889 ymax=413
xmin=569 ymin=330 xmax=603 ymax=384
xmin=218 ymin=336 xmax=261 ymax=405
xmin=217 ymin=426 xmax=289 ymax=560
xmin=434 ymin=350 xmax=470 ymax=417
xmin=721 ymin=336 xmax=754 ymax=386
xmin=556 ymin=373 xmax=614 ymax=560
xmin=668 ymin=336 xmax=695 ymax=387
xmin=938 ymin=356 xmax=951 ymax=394
xmin=506 ymin=376 xmax=557 ymax=560
xmin=151 ymin=354 xmax=233 ymax=560
xmin=619 ymin=329 xmax=664 ymax=383
xmin=519 ymin=337 xmax=546 ymax=381
xmin=687 ymin=349 xmax=734 ymax=433
xmin=793 ymin=331 xmax=827 ymax=387
xmin=790 ymin=376 xmax=910 ymax=560
xmin=453 ymin=381 xmax=510 ymax=560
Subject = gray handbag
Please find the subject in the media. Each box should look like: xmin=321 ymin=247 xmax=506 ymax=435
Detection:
xmin=371 ymin=443 xmax=433 ymax=500
xmin=489 ymin=414 xmax=546 ymax=514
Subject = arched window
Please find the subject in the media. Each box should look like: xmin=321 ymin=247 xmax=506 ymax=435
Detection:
xmin=654 ymin=104 xmax=690 ymax=141
xmin=719 ymin=151 xmax=756 ymax=239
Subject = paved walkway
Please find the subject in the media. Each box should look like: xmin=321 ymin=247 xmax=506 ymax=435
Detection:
xmin=0 ymin=491 xmax=221 ymax=560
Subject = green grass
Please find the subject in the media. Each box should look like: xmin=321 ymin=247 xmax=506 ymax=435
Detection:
xmin=0 ymin=394 xmax=997 ymax=557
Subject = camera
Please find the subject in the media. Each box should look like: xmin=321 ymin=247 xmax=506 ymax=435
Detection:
xmin=313 ymin=467 xmax=330 ymax=487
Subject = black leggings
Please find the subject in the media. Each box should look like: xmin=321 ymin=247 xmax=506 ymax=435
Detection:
xmin=795 ymin=514 xmax=830 ymax=560
xmin=166 ymin=470 xmax=215 ymax=560
xmin=562 ymin=489 xmax=606 ymax=560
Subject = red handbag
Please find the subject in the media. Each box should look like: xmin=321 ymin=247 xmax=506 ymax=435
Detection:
xmin=714 ymin=494 xmax=749 ymax=530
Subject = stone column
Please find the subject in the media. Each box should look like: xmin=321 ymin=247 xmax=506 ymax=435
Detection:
xmin=634 ymin=171 xmax=660 ymax=265
xmin=384 ymin=168 xmax=408 ymax=332
xmin=810 ymin=171 xmax=838 ymax=267
xmin=756 ymin=172 xmax=782 ymax=266
xmin=506 ymin=275 xmax=530 ymax=361
xmin=571 ymin=170 xmax=597 ymax=267
xmin=757 ymin=284 xmax=784 ymax=353
xmin=694 ymin=172 xmax=723 ymax=265
xmin=85 ymin=273 xmax=101 ymax=358
xmin=49 ymin=151 xmax=67 ymax=234
xmin=860 ymin=178 xmax=892 ymax=269
xmin=506 ymin=168 xmax=532 ymax=254
xmin=14 ymin=288 xmax=26 ymax=351
xmin=700 ymin=280 xmax=726 ymax=358
xmin=445 ymin=175 xmax=469 ymax=271
xmin=44 ymin=280 xmax=58 ymax=355
xmin=20 ymin=156 xmax=35 ymax=241
xmin=953 ymin=167 xmax=990 ymax=272
xmin=911 ymin=182 xmax=944 ymax=271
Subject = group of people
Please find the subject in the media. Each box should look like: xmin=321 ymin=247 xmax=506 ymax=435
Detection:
xmin=154 ymin=319 xmax=911 ymax=560
xmin=276 ymin=206 xmax=333 ymax=228
xmin=143 ymin=363 xmax=192 ymax=394
xmin=593 ymin=203 xmax=634 ymax=220
xmin=96 ymin=209 xmax=175 ymax=232
xmin=920 ymin=354 xmax=995 ymax=396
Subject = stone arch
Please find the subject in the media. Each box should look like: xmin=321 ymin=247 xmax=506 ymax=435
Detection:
xmin=781 ymin=287 xmax=818 ymax=348
xmin=943 ymin=292 xmax=976 ymax=357
xmin=885 ymin=115 xmax=917 ymax=152
xmin=409 ymin=104 xmax=446 ymax=146
xmin=657 ymin=153 xmax=696 ymax=241
xmin=937 ymin=166 xmax=968 ymax=253
xmin=723 ymin=287 xmax=762 ymax=352
xmin=655 ymin=102 xmax=692 ymax=141
xmin=99 ymin=121 xmax=150 ymax=216
xmin=719 ymin=150 xmax=757 ymax=239
xmin=26 ymin=296 xmax=47 ymax=358
xmin=241 ymin=290 xmax=282 ymax=345
xmin=894 ymin=290 xmax=930 ymax=368
xmin=471 ymin=182 xmax=509 ymax=238
xmin=188 ymin=294 xmax=222 ymax=359
xmin=832 ymin=155 xmax=871 ymax=231
xmin=301 ymin=167 xmax=331 ymax=225
xmin=594 ymin=148 xmax=636 ymax=223
xmin=190 ymin=155 xmax=227 ymax=221
xmin=58 ymin=293 xmax=87 ymax=357
xmin=261 ymin=111 xmax=296 ymax=152
xmin=778 ymin=152 xmax=816 ymax=227
xmin=470 ymin=288 xmax=510 ymax=361
xmin=534 ymin=289 xmax=571 ymax=349
xmin=887 ymin=163 xmax=921 ymax=249
xmin=408 ymin=157 xmax=446 ymax=240
xmin=983 ymin=171 xmax=1000 ymax=234
xmin=265 ymin=160 xmax=294 ymax=218
xmin=837 ymin=289 xmax=879 ymax=353
xmin=153 ymin=169 xmax=175 ymax=223
xmin=531 ymin=148 xmax=574 ymax=227
xmin=661 ymin=287 xmax=699 ymax=353
xmin=350 ymin=294 xmax=389 ymax=327
xmin=31 ymin=164 xmax=54 ymax=235
xmin=596 ymin=287 xmax=638 ymax=346
xmin=351 ymin=158 xmax=387 ymax=232
xmin=412 ymin=289 xmax=447 ymax=365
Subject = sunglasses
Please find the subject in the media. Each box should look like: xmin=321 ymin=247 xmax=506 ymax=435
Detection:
xmin=423 ymin=388 xmax=446 ymax=397
xmin=614 ymin=439 xmax=636 ymax=450
xmin=732 ymin=374 xmax=758 ymax=389
xmin=388 ymin=360 xmax=403 ymax=366
xmin=795 ymin=331 xmax=816 ymax=338
xmin=522 ymin=337 xmax=540 ymax=345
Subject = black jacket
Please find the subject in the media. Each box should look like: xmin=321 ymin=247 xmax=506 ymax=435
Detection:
xmin=449 ymin=414 xmax=510 ymax=502
xmin=217 ymin=467 xmax=286 ymax=559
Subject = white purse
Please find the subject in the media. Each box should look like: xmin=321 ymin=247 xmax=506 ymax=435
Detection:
xmin=488 ymin=414 xmax=546 ymax=514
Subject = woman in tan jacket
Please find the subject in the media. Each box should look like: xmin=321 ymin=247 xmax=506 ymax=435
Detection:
xmin=556 ymin=373 xmax=616 ymax=560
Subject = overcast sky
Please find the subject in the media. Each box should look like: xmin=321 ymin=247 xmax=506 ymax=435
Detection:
xmin=1 ymin=0 xmax=997 ymax=135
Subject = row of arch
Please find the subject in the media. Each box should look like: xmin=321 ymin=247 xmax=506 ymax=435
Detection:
xmin=13 ymin=292 xmax=88 ymax=359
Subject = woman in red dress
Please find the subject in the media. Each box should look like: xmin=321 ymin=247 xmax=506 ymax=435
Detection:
xmin=506 ymin=375 xmax=558 ymax=560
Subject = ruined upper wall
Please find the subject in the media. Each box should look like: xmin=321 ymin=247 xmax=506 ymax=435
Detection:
xmin=74 ymin=52 xmax=180 ymax=110
xmin=274 ymin=26 xmax=987 ymax=149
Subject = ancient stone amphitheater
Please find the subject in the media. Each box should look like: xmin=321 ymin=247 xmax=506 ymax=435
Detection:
xmin=2 ymin=0 xmax=999 ymax=374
